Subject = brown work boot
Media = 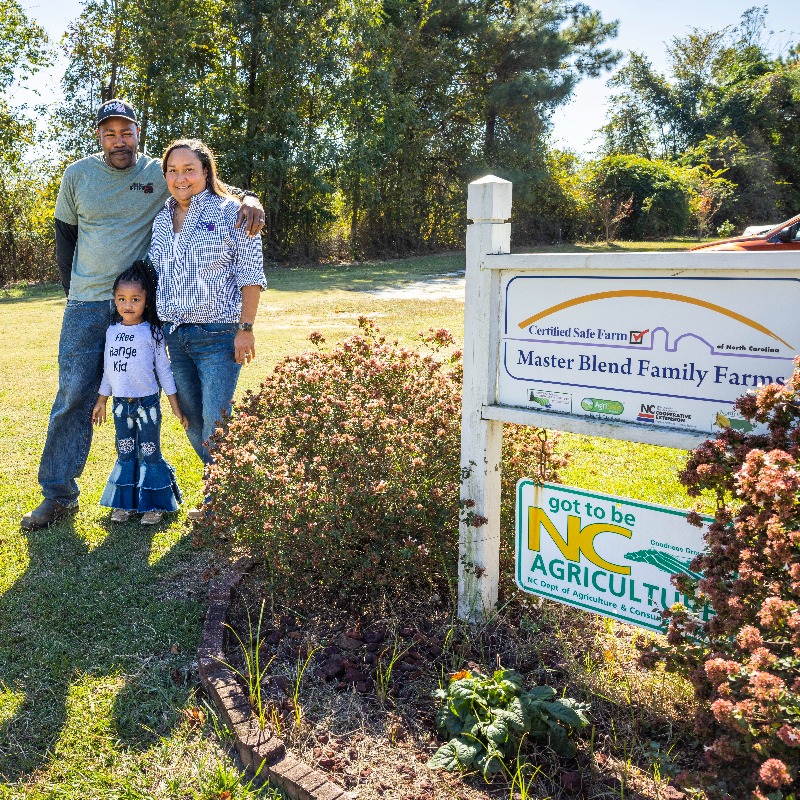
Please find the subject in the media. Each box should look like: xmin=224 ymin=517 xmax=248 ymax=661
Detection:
xmin=21 ymin=499 xmax=78 ymax=531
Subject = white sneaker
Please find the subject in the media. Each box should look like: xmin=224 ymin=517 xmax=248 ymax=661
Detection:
xmin=140 ymin=511 xmax=163 ymax=526
xmin=110 ymin=508 xmax=133 ymax=523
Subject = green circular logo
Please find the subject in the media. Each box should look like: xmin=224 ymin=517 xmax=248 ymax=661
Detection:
xmin=581 ymin=397 xmax=624 ymax=415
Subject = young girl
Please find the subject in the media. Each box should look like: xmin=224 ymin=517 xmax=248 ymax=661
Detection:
xmin=92 ymin=261 xmax=187 ymax=525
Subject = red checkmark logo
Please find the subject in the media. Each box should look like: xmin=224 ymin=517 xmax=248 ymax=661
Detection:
xmin=630 ymin=329 xmax=649 ymax=343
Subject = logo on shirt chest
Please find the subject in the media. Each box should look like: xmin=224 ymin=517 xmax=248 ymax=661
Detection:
xmin=130 ymin=182 xmax=154 ymax=194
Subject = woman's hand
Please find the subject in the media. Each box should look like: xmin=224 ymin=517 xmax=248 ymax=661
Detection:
xmin=234 ymin=329 xmax=256 ymax=365
xmin=92 ymin=397 xmax=108 ymax=425
xmin=236 ymin=196 xmax=266 ymax=236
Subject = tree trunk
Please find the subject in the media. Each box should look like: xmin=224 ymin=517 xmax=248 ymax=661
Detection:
xmin=102 ymin=0 xmax=122 ymax=101
xmin=138 ymin=59 xmax=155 ymax=152
xmin=244 ymin=0 xmax=262 ymax=189
xmin=0 ymin=169 xmax=20 ymax=284
xmin=350 ymin=170 xmax=360 ymax=256
xmin=139 ymin=101 xmax=150 ymax=153
xmin=483 ymin=109 xmax=496 ymax=162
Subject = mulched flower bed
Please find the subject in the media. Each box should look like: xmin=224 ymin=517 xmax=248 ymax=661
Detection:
xmin=217 ymin=564 xmax=704 ymax=800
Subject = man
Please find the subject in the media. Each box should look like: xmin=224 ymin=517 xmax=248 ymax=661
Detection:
xmin=21 ymin=99 xmax=265 ymax=530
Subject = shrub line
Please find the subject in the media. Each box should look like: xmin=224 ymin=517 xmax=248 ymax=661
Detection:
xmin=198 ymin=556 xmax=353 ymax=800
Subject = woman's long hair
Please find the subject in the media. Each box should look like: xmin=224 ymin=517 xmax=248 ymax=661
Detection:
xmin=161 ymin=138 xmax=233 ymax=198
xmin=112 ymin=260 xmax=163 ymax=345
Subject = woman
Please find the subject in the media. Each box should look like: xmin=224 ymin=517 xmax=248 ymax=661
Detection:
xmin=148 ymin=139 xmax=266 ymax=516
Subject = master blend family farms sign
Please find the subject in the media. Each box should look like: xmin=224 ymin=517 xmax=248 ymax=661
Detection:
xmin=515 ymin=482 xmax=713 ymax=631
xmin=499 ymin=275 xmax=799 ymax=435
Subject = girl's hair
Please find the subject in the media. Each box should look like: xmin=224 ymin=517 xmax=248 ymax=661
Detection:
xmin=112 ymin=260 xmax=163 ymax=344
xmin=161 ymin=138 xmax=233 ymax=199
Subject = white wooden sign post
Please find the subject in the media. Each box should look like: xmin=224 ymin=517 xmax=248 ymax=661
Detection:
xmin=459 ymin=176 xmax=800 ymax=622
xmin=458 ymin=176 xmax=510 ymax=621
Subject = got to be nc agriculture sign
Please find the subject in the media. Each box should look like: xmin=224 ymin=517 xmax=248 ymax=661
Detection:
xmin=515 ymin=481 xmax=713 ymax=631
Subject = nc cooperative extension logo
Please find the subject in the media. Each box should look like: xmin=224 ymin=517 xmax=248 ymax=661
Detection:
xmin=637 ymin=404 xmax=655 ymax=423
xmin=636 ymin=403 xmax=693 ymax=425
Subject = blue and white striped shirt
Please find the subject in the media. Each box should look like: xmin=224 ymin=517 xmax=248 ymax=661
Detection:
xmin=149 ymin=190 xmax=266 ymax=325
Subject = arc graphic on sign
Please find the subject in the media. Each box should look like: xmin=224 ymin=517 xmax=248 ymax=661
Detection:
xmin=516 ymin=289 xmax=792 ymax=349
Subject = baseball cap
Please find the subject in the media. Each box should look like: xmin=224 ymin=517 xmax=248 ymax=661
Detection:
xmin=96 ymin=99 xmax=138 ymax=126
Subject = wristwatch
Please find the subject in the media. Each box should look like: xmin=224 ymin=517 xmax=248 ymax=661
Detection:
xmin=238 ymin=322 xmax=254 ymax=332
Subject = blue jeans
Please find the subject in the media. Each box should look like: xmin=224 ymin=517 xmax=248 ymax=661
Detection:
xmin=39 ymin=300 xmax=115 ymax=504
xmin=163 ymin=323 xmax=241 ymax=464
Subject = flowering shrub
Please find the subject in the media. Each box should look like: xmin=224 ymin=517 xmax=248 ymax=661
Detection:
xmin=206 ymin=318 xmax=560 ymax=605
xmin=661 ymin=361 xmax=800 ymax=798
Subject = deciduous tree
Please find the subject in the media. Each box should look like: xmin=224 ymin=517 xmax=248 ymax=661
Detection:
xmin=0 ymin=0 xmax=52 ymax=284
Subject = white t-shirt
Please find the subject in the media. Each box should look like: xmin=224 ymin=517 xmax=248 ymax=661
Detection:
xmin=98 ymin=322 xmax=177 ymax=398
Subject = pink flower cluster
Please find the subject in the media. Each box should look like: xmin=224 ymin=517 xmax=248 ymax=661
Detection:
xmin=668 ymin=363 xmax=800 ymax=798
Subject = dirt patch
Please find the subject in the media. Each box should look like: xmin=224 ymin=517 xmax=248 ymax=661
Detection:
xmin=151 ymin=538 xmax=220 ymax=604
xmin=216 ymin=565 xmax=702 ymax=800
xmin=358 ymin=273 xmax=465 ymax=301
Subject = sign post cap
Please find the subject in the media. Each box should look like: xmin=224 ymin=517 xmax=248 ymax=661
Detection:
xmin=468 ymin=175 xmax=512 ymax=222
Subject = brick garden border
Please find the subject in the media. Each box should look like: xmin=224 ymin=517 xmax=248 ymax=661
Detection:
xmin=198 ymin=557 xmax=352 ymax=800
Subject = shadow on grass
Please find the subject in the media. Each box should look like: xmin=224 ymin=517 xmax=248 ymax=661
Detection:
xmin=0 ymin=514 xmax=202 ymax=782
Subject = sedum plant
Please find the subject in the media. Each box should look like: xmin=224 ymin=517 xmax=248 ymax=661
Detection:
xmin=654 ymin=360 xmax=800 ymax=799
xmin=429 ymin=668 xmax=589 ymax=779
xmin=205 ymin=318 xmax=561 ymax=606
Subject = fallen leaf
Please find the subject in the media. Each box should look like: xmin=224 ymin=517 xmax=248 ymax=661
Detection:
xmin=182 ymin=707 xmax=206 ymax=728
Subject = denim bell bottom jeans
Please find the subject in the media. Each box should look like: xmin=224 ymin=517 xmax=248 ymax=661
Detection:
xmin=162 ymin=323 xmax=241 ymax=465
xmin=99 ymin=393 xmax=182 ymax=513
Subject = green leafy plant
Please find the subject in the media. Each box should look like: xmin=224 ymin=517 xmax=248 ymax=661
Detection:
xmin=716 ymin=219 xmax=736 ymax=238
xmin=429 ymin=668 xmax=589 ymax=779
xmin=585 ymin=154 xmax=691 ymax=240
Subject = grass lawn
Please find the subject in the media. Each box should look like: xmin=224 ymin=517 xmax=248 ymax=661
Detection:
xmin=0 ymin=240 xmax=712 ymax=798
